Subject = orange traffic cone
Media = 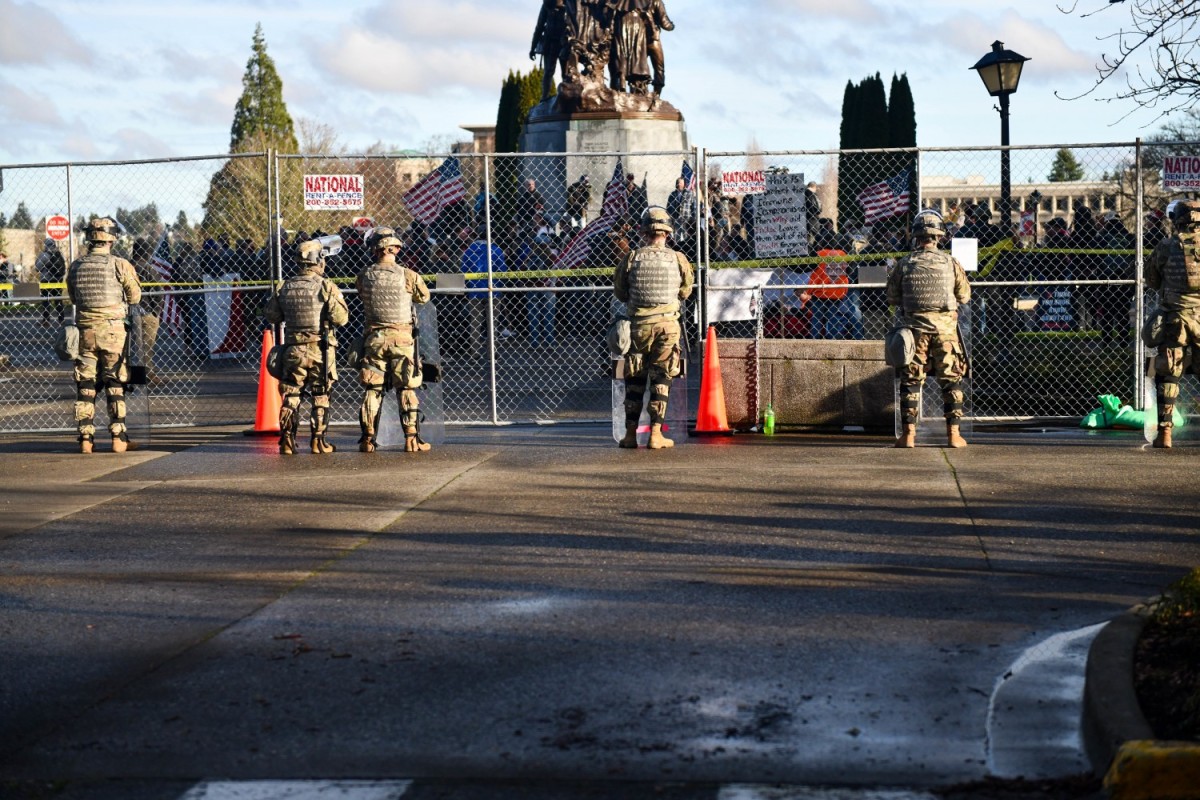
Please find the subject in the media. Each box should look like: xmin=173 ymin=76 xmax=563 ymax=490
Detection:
xmin=244 ymin=328 xmax=281 ymax=436
xmin=693 ymin=325 xmax=731 ymax=433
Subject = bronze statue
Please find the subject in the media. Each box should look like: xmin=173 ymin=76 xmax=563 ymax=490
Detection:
xmin=531 ymin=0 xmax=571 ymax=101
xmin=532 ymin=0 xmax=678 ymax=116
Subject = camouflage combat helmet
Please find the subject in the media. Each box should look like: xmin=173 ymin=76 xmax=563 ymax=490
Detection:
xmin=640 ymin=206 xmax=673 ymax=235
xmin=912 ymin=209 xmax=946 ymax=241
xmin=366 ymin=226 xmax=397 ymax=250
xmin=1167 ymin=199 xmax=1200 ymax=231
xmin=296 ymin=240 xmax=325 ymax=270
xmin=372 ymin=235 xmax=403 ymax=252
xmin=84 ymin=216 xmax=121 ymax=244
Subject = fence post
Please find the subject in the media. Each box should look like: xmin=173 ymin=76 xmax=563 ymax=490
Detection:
xmin=1134 ymin=138 xmax=1145 ymax=409
xmin=65 ymin=164 xmax=75 ymax=265
xmin=483 ymin=153 xmax=499 ymax=425
xmin=697 ymin=146 xmax=708 ymax=336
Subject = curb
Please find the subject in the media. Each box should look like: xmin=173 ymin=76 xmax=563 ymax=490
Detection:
xmin=1082 ymin=607 xmax=1200 ymax=799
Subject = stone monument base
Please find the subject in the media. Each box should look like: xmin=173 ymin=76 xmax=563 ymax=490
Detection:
xmin=519 ymin=101 xmax=690 ymax=229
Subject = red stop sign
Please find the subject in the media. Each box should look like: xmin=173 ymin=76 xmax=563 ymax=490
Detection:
xmin=45 ymin=215 xmax=71 ymax=241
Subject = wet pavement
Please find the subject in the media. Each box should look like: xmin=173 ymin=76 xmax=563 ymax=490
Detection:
xmin=0 ymin=423 xmax=1194 ymax=798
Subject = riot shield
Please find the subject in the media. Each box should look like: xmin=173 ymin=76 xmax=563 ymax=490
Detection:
xmin=894 ymin=306 xmax=973 ymax=445
xmin=377 ymin=300 xmax=445 ymax=449
xmin=611 ymin=359 xmax=690 ymax=445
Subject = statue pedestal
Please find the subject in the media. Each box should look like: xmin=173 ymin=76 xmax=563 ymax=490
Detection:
xmin=519 ymin=101 xmax=690 ymax=228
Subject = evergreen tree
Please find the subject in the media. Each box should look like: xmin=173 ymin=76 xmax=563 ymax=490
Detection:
xmin=11 ymin=202 xmax=34 ymax=229
xmin=495 ymin=71 xmax=521 ymax=154
xmin=202 ymin=23 xmax=297 ymax=243
xmin=0 ymin=211 xmax=8 ymax=228
xmin=837 ymin=72 xmax=917 ymax=231
xmin=115 ymin=203 xmax=161 ymax=237
xmin=1048 ymin=148 xmax=1086 ymax=182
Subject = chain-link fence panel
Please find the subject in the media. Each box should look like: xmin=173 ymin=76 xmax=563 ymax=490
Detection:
xmin=920 ymin=143 xmax=1144 ymax=420
xmin=275 ymin=150 xmax=698 ymax=427
xmin=0 ymin=155 xmax=272 ymax=432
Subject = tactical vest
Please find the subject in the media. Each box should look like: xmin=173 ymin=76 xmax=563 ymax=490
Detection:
xmin=627 ymin=246 xmax=681 ymax=309
xmin=901 ymin=250 xmax=957 ymax=314
xmin=279 ymin=273 xmax=325 ymax=334
xmin=70 ymin=253 xmax=124 ymax=310
xmin=359 ymin=263 xmax=413 ymax=326
xmin=1161 ymin=235 xmax=1200 ymax=296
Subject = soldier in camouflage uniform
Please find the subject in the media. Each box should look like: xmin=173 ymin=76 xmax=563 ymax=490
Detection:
xmin=264 ymin=240 xmax=349 ymax=455
xmin=613 ymin=206 xmax=694 ymax=449
xmin=356 ymin=234 xmax=432 ymax=453
xmin=66 ymin=217 xmax=143 ymax=454
xmin=1145 ymin=199 xmax=1200 ymax=449
xmin=886 ymin=210 xmax=972 ymax=449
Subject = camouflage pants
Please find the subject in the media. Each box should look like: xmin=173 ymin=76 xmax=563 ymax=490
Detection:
xmin=624 ymin=318 xmax=682 ymax=426
xmin=358 ymin=327 xmax=422 ymax=439
xmin=278 ymin=341 xmax=336 ymax=438
xmin=1153 ymin=310 xmax=1200 ymax=430
xmin=73 ymin=321 xmax=129 ymax=438
xmin=899 ymin=331 xmax=966 ymax=424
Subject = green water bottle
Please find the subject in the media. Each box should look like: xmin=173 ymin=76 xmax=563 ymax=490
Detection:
xmin=763 ymin=404 xmax=776 ymax=436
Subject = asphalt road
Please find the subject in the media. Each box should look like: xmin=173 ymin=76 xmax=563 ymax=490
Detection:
xmin=0 ymin=424 xmax=1196 ymax=799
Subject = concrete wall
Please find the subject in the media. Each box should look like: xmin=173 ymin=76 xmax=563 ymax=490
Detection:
xmin=716 ymin=338 xmax=895 ymax=432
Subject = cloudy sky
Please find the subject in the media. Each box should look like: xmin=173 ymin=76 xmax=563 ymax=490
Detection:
xmin=0 ymin=0 xmax=1173 ymax=164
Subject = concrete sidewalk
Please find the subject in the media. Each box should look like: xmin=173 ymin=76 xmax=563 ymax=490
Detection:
xmin=0 ymin=424 xmax=1194 ymax=796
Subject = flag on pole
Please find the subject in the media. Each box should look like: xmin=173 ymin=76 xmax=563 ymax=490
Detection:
xmin=857 ymin=169 xmax=912 ymax=225
xmin=555 ymin=161 xmax=628 ymax=271
xmin=403 ymin=157 xmax=467 ymax=224
xmin=681 ymin=160 xmax=696 ymax=192
xmin=152 ymin=232 xmax=182 ymax=334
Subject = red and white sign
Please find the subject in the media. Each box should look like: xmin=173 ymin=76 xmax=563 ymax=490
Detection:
xmin=45 ymin=214 xmax=71 ymax=241
xmin=1163 ymin=156 xmax=1200 ymax=191
xmin=352 ymin=216 xmax=375 ymax=233
xmin=720 ymin=170 xmax=766 ymax=196
xmin=303 ymin=174 xmax=365 ymax=211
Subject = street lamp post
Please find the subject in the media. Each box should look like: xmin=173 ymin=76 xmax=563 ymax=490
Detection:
xmin=971 ymin=41 xmax=1030 ymax=234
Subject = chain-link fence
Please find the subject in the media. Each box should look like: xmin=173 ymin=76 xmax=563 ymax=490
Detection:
xmin=0 ymin=141 xmax=1188 ymax=431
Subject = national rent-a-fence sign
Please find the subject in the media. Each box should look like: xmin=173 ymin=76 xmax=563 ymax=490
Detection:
xmin=303 ymin=174 xmax=365 ymax=211
xmin=1163 ymin=157 xmax=1200 ymax=191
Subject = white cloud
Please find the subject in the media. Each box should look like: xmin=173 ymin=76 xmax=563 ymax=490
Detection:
xmin=312 ymin=27 xmax=518 ymax=95
xmin=110 ymin=127 xmax=176 ymax=159
xmin=0 ymin=78 xmax=64 ymax=126
xmin=762 ymin=0 xmax=883 ymax=22
xmin=940 ymin=11 xmax=1095 ymax=80
xmin=0 ymin=0 xmax=93 ymax=65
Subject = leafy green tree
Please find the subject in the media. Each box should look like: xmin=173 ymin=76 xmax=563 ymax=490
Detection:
xmin=1048 ymin=148 xmax=1086 ymax=182
xmin=10 ymin=202 xmax=34 ymax=229
xmin=115 ymin=203 xmax=161 ymax=237
xmin=202 ymin=23 xmax=297 ymax=243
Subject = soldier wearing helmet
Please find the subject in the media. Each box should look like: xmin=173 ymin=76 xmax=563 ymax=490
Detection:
xmin=355 ymin=232 xmax=431 ymax=452
xmin=65 ymin=216 xmax=142 ymax=454
xmin=1144 ymin=198 xmax=1200 ymax=448
xmin=885 ymin=210 xmax=972 ymax=448
xmin=264 ymin=239 xmax=349 ymax=455
xmin=612 ymin=205 xmax=694 ymax=449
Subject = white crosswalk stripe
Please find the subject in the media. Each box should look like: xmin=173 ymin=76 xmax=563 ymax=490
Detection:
xmin=179 ymin=781 xmax=412 ymax=799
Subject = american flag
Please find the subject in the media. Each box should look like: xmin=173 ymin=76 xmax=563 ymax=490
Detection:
xmin=681 ymin=160 xmax=696 ymax=191
xmin=555 ymin=161 xmax=627 ymax=271
xmin=403 ymin=157 xmax=467 ymax=224
xmin=151 ymin=233 xmax=182 ymax=334
xmin=857 ymin=169 xmax=912 ymax=225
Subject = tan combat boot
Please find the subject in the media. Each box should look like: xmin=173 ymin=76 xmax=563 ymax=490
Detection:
xmin=358 ymin=436 xmax=377 ymax=453
xmin=311 ymin=434 xmax=336 ymax=454
xmin=404 ymin=433 xmax=431 ymax=452
xmin=894 ymin=424 xmax=916 ymax=448
xmin=946 ymin=422 xmax=967 ymax=449
xmin=79 ymin=435 xmax=93 ymax=455
xmin=618 ymin=423 xmax=639 ymax=449
xmin=1153 ymin=427 xmax=1173 ymax=449
xmin=647 ymin=423 xmax=674 ymax=449
xmin=112 ymin=433 xmax=137 ymax=453
xmin=279 ymin=431 xmax=296 ymax=455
